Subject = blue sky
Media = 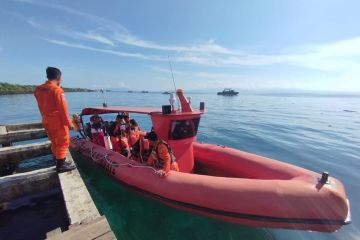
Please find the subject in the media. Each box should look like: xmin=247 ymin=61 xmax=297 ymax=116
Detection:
xmin=1 ymin=0 xmax=360 ymax=91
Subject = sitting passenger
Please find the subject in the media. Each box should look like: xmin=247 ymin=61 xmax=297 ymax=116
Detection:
xmin=129 ymin=119 xmax=141 ymax=147
xmin=120 ymin=130 xmax=130 ymax=157
xmin=109 ymin=115 xmax=123 ymax=152
xmin=145 ymin=131 xmax=179 ymax=177
xmin=90 ymin=114 xmax=103 ymax=127
xmin=90 ymin=114 xmax=105 ymax=147
xmin=129 ymin=119 xmax=147 ymax=159
xmin=109 ymin=115 xmax=123 ymax=135
xmin=124 ymin=114 xmax=131 ymax=131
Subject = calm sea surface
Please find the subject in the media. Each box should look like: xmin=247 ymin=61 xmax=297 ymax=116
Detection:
xmin=1 ymin=91 xmax=359 ymax=240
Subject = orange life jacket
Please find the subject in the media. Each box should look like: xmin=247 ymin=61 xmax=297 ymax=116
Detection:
xmin=152 ymin=140 xmax=177 ymax=168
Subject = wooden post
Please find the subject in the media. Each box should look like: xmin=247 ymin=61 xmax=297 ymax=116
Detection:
xmin=58 ymin=151 xmax=100 ymax=225
xmin=0 ymin=166 xmax=58 ymax=208
xmin=0 ymin=126 xmax=11 ymax=147
xmin=47 ymin=217 xmax=116 ymax=240
xmin=0 ymin=141 xmax=51 ymax=163
xmin=47 ymin=151 xmax=116 ymax=239
xmin=0 ymin=141 xmax=51 ymax=176
xmin=0 ymin=129 xmax=47 ymax=145
xmin=0 ymin=122 xmax=45 ymax=147
xmin=0 ymin=122 xmax=116 ymax=239
xmin=5 ymin=122 xmax=43 ymax=132
xmin=0 ymin=126 xmax=7 ymax=135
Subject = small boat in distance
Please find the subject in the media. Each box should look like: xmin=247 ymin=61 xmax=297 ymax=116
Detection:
xmin=217 ymin=88 xmax=239 ymax=96
xmin=162 ymin=91 xmax=172 ymax=94
xmin=141 ymin=90 xmax=149 ymax=93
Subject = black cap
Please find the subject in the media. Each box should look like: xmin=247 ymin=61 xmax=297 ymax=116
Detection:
xmin=46 ymin=67 xmax=61 ymax=80
xmin=145 ymin=131 xmax=158 ymax=141
xmin=130 ymin=119 xmax=138 ymax=126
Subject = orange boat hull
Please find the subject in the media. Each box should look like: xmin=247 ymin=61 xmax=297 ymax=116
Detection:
xmin=70 ymin=137 xmax=350 ymax=232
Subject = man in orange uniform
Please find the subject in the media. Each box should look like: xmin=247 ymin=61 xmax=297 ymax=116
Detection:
xmin=34 ymin=67 xmax=75 ymax=172
xmin=145 ymin=131 xmax=179 ymax=177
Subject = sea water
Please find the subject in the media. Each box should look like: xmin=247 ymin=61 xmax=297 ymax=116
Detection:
xmin=0 ymin=91 xmax=359 ymax=240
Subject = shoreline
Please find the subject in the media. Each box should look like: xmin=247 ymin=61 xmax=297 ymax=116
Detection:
xmin=0 ymin=90 xmax=95 ymax=95
xmin=0 ymin=82 xmax=95 ymax=95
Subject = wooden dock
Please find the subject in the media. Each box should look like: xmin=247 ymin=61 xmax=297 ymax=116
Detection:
xmin=0 ymin=122 xmax=116 ymax=240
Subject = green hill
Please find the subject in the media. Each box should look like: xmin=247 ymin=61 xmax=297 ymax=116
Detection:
xmin=0 ymin=82 xmax=94 ymax=95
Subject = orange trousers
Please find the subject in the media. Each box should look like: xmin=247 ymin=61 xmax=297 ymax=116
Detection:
xmin=45 ymin=125 xmax=70 ymax=159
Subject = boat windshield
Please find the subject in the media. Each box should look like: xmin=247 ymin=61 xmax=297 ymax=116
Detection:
xmin=169 ymin=118 xmax=200 ymax=140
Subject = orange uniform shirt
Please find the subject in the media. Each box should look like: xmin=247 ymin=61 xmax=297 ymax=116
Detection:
xmin=34 ymin=80 xmax=72 ymax=159
xmin=34 ymin=80 xmax=72 ymax=128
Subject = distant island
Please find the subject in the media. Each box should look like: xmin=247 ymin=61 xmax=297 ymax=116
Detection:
xmin=0 ymin=82 xmax=94 ymax=95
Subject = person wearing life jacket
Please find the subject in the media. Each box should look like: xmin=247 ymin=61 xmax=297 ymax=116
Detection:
xmin=124 ymin=114 xmax=131 ymax=132
xmin=118 ymin=113 xmax=132 ymax=156
xmin=90 ymin=114 xmax=106 ymax=147
xmin=90 ymin=114 xmax=103 ymax=125
xmin=109 ymin=114 xmax=127 ymax=136
xmin=120 ymin=129 xmax=130 ymax=157
xmin=108 ymin=114 xmax=129 ymax=154
xmin=34 ymin=67 xmax=75 ymax=172
xmin=109 ymin=114 xmax=123 ymax=152
xmin=129 ymin=119 xmax=141 ymax=147
xmin=145 ymin=131 xmax=179 ymax=177
xmin=129 ymin=119 xmax=147 ymax=159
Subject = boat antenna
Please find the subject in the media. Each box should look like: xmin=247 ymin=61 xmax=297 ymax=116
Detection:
xmin=168 ymin=55 xmax=180 ymax=110
xmin=101 ymin=88 xmax=107 ymax=107
xmin=168 ymin=55 xmax=177 ymax=93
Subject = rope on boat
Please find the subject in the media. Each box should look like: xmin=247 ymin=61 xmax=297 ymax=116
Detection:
xmin=72 ymin=137 xmax=157 ymax=174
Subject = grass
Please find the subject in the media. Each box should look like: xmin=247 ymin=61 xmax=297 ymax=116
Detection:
xmin=0 ymin=82 xmax=94 ymax=95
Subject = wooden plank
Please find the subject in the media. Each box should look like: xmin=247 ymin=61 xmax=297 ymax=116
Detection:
xmin=58 ymin=151 xmax=100 ymax=225
xmin=94 ymin=231 xmax=117 ymax=240
xmin=0 ymin=141 xmax=51 ymax=164
xmin=47 ymin=217 xmax=116 ymax=240
xmin=0 ymin=166 xmax=58 ymax=204
xmin=73 ymin=217 xmax=114 ymax=240
xmin=5 ymin=122 xmax=43 ymax=132
xmin=46 ymin=228 xmax=62 ymax=238
xmin=0 ymin=129 xmax=47 ymax=145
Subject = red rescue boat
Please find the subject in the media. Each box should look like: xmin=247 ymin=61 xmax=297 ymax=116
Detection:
xmin=70 ymin=89 xmax=351 ymax=232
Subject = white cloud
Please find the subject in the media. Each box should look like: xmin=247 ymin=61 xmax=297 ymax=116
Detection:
xmin=14 ymin=0 xmax=118 ymax=28
xmin=24 ymin=19 xmax=115 ymax=47
xmin=117 ymin=81 xmax=130 ymax=89
xmin=44 ymin=39 xmax=165 ymax=61
xmin=148 ymin=66 xmax=182 ymax=75
xmin=16 ymin=0 xmax=234 ymax=54
xmin=16 ymin=0 xmax=360 ymax=73
xmin=282 ymin=38 xmax=360 ymax=71
xmin=74 ymin=31 xmax=115 ymax=47
xmin=113 ymin=33 xmax=235 ymax=54
xmin=26 ymin=18 xmax=43 ymax=29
